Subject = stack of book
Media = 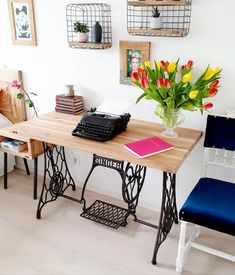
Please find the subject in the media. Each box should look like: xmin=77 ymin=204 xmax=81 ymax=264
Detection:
xmin=55 ymin=94 xmax=84 ymax=115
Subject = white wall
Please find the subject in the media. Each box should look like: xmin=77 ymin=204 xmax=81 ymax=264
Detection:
xmin=1 ymin=0 xmax=235 ymax=210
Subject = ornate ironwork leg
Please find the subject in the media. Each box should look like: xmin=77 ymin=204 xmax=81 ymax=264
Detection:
xmin=80 ymin=161 xmax=97 ymax=211
xmin=36 ymin=144 xmax=76 ymax=219
xmin=122 ymin=163 xmax=146 ymax=222
xmin=151 ymin=171 xmax=177 ymax=265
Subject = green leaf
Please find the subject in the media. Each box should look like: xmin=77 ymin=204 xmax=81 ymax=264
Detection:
xmin=30 ymin=92 xmax=37 ymax=96
xmin=17 ymin=93 xmax=24 ymax=99
xmin=145 ymin=66 xmax=156 ymax=83
xmin=154 ymin=60 xmax=159 ymax=80
xmin=136 ymin=93 xmax=147 ymax=104
xmin=25 ymin=99 xmax=33 ymax=108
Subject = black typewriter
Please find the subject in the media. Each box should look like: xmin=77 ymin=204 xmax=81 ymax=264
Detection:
xmin=72 ymin=109 xmax=131 ymax=141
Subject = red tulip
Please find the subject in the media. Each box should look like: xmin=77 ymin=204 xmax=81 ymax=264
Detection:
xmin=187 ymin=60 xmax=193 ymax=68
xmin=180 ymin=65 xmax=186 ymax=71
xmin=203 ymin=102 xmax=213 ymax=109
xmin=160 ymin=61 xmax=169 ymax=69
xmin=160 ymin=61 xmax=166 ymax=67
xmin=209 ymin=88 xmax=218 ymax=97
xmin=142 ymin=77 xmax=149 ymax=89
xmin=132 ymin=72 xmax=139 ymax=81
xmin=138 ymin=68 xmax=143 ymax=74
xmin=157 ymin=77 xmax=165 ymax=88
xmin=209 ymin=80 xmax=219 ymax=89
xmin=142 ymin=70 xmax=147 ymax=79
xmin=165 ymin=79 xmax=171 ymax=88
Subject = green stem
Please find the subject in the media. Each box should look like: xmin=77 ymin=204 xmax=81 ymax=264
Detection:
xmin=23 ymin=89 xmax=38 ymax=117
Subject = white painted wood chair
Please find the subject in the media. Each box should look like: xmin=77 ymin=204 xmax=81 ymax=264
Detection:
xmin=176 ymin=114 xmax=235 ymax=273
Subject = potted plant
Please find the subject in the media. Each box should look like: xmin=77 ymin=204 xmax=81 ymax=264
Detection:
xmin=74 ymin=21 xmax=89 ymax=43
xmin=150 ymin=7 xmax=162 ymax=29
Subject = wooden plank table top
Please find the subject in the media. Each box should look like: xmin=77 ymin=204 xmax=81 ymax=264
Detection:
xmin=0 ymin=112 xmax=203 ymax=173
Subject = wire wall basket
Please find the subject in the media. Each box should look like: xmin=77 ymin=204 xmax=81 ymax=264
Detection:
xmin=66 ymin=3 xmax=112 ymax=49
xmin=127 ymin=0 xmax=192 ymax=37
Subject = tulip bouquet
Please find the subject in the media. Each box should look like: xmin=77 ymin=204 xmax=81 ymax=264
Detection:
xmin=132 ymin=60 xmax=221 ymax=111
xmin=132 ymin=60 xmax=222 ymax=137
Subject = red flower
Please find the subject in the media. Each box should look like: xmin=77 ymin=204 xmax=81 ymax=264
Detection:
xmin=142 ymin=70 xmax=148 ymax=79
xmin=11 ymin=80 xmax=22 ymax=89
xmin=157 ymin=77 xmax=165 ymax=88
xmin=209 ymin=88 xmax=218 ymax=97
xmin=203 ymin=102 xmax=213 ymax=109
xmin=180 ymin=65 xmax=186 ymax=71
xmin=132 ymin=72 xmax=139 ymax=81
xmin=142 ymin=77 xmax=149 ymax=89
xmin=209 ymin=80 xmax=219 ymax=89
xmin=138 ymin=68 xmax=143 ymax=74
xmin=160 ymin=61 xmax=169 ymax=69
xmin=187 ymin=60 xmax=193 ymax=68
xmin=165 ymin=79 xmax=171 ymax=88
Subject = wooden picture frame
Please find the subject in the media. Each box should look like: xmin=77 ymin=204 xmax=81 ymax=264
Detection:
xmin=8 ymin=0 xmax=37 ymax=46
xmin=120 ymin=40 xmax=150 ymax=85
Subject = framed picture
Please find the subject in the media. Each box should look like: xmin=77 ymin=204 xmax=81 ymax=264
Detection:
xmin=8 ymin=0 xmax=37 ymax=46
xmin=120 ymin=40 xmax=150 ymax=85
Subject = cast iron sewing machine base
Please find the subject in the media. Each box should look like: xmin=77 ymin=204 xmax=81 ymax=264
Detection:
xmin=36 ymin=145 xmax=178 ymax=265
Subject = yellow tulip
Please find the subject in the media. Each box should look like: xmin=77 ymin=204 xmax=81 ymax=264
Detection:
xmin=140 ymin=64 xmax=144 ymax=70
xmin=189 ymin=90 xmax=198 ymax=99
xmin=167 ymin=62 xmax=177 ymax=73
xmin=204 ymin=67 xmax=221 ymax=80
xmin=214 ymin=67 xmax=221 ymax=74
xmin=144 ymin=61 xmax=151 ymax=68
xmin=155 ymin=61 xmax=161 ymax=71
xmin=182 ymin=72 xmax=192 ymax=83
xmin=204 ymin=67 xmax=214 ymax=80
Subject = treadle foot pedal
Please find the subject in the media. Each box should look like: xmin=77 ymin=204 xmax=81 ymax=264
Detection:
xmin=80 ymin=200 xmax=129 ymax=229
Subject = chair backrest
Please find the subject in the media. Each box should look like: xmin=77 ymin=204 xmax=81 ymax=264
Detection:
xmin=202 ymin=114 xmax=235 ymax=177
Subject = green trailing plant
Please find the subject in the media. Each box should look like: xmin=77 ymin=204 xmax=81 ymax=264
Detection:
xmin=152 ymin=7 xmax=161 ymax=18
xmin=73 ymin=21 xmax=89 ymax=33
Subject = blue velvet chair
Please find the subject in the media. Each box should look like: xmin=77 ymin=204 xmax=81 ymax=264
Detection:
xmin=176 ymin=114 xmax=235 ymax=273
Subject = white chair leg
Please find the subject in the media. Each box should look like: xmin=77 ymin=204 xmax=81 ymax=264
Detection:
xmin=195 ymin=225 xmax=201 ymax=237
xmin=176 ymin=221 xmax=187 ymax=273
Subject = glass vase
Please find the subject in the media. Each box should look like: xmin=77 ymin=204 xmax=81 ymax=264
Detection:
xmin=156 ymin=107 xmax=184 ymax=138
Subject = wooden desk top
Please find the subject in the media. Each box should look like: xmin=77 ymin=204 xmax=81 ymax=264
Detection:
xmin=0 ymin=112 xmax=203 ymax=173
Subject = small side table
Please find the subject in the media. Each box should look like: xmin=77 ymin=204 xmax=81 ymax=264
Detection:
xmin=0 ymin=132 xmax=43 ymax=200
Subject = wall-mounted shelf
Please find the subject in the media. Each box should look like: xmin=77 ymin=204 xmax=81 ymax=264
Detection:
xmin=127 ymin=0 xmax=192 ymax=37
xmin=128 ymin=28 xmax=184 ymax=36
xmin=66 ymin=3 xmax=112 ymax=50
xmin=128 ymin=1 xmax=190 ymax=7
xmin=68 ymin=41 xmax=111 ymax=50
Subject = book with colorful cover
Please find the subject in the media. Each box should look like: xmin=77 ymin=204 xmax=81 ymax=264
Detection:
xmin=123 ymin=136 xmax=173 ymax=158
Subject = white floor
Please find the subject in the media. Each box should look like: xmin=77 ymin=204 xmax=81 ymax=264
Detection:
xmin=0 ymin=169 xmax=235 ymax=275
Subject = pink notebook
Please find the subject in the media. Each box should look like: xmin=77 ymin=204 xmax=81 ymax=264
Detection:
xmin=123 ymin=136 xmax=174 ymax=158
